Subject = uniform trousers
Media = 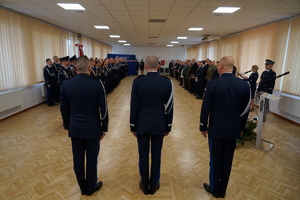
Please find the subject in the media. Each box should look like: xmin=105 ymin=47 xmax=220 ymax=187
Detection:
xmin=197 ymin=80 xmax=206 ymax=98
xmin=137 ymin=135 xmax=164 ymax=191
xmin=71 ymin=138 xmax=100 ymax=195
xmin=208 ymin=137 xmax=236 ymax=196
xmin=46 ymin=84 xmax=55 ymax=105
xmin=54 ymin=83 xmax=60 ymax=102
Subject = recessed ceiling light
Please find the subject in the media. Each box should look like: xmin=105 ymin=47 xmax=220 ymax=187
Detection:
xmin=171 ymin=41 xmax=179 ymax=43
xmin=167 ymin=45 xmax=173 ymax=47
xmin=213 ymin=7 xmax=240 ymax=13
xmin=177 ymin=37 xmax=188 ymax=39
xmin=188 ymin=28 xmax=203 ymax=31
xmin=118 ymin=40 xmax=126 ymax=43
xmin=94 ymin=26 xmax=109 ymax=29
xmin=57 ymin=3 xmax=85 ymax=10
xmin=124 ymin=44 xmax=130 ymax=46
xmin=110 ymin=35 xmax=120 ymax=38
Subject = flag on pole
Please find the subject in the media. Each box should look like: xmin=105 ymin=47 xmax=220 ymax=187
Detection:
xmin=75 ymin=43 xmax=84 ymax=57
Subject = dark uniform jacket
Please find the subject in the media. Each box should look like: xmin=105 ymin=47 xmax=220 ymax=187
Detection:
xmin=130 ymin=72 xmax=173 ymax=135
xmin=200 ymin=73 xmax=250 ymax=139
xmin=43 ymin=65 xmax=57 ymax=85
xmin=90 ymin=66 xmax=99 ymax=80
xmin=196 ymin=65 xmax=208 ymax=81
xmin=190 ymin=62 xmax=198 ymax=76
xmin=58 ymin=66 xmax=75 ymax=87
xmin=60 ymin=74 xmax=108 ymax=139
xmin=257 ymin=69 xmax=276 ymax=94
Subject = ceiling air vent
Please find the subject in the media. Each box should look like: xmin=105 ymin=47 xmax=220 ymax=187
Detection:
xmin=149 ymin=36 xmax=158 ymax=39
xmin=149 ymin=19 xmax=166 ymax=23
xmin=214 ymin=13 xmax=222 ymax=16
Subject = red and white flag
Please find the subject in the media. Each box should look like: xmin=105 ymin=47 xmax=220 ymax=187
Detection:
xmin=75 ymin=43 xmax=84 ymax=57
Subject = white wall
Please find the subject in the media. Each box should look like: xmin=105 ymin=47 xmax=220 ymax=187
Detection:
xmin=112 ymin=45 xmax=187 ymax=68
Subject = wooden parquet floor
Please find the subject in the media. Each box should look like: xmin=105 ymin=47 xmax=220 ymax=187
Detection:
xmin=0 ymin=76 xmax=300 ymax=200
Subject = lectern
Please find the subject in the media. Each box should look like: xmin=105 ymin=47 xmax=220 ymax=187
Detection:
xmin=253 ymin=92 xmax=281 ymax=151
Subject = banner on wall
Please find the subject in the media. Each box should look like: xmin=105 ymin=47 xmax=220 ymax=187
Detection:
xmin=107 ymin=54 xmax=136 ymax=76
xmin=75 ymin=43 xmax=84 ymax=57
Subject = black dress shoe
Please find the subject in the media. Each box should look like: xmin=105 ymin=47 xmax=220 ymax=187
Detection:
xmin=149 ymin=182 xmax=160 ymax=195
xmin=139 ymin=180 xmax=149 ymax=195
xmin=81 ymin=191 xmax=86 ymax=195
xmin=87 ymin=181 xmax=103 ymax=196
xmin=47 ymin=104 xmax=54 ymax=106
xmin=220 ymin=193 xmax=226 ymax=198
xmin=203 ymin=183 xmax=219 ymax=198
xmin=53 ymin=103 xmax=58 ymax=105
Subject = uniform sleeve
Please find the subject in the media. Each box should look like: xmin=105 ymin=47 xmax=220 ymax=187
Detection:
xmin=58 ymin=71 xmax=65 ymax=87
xmin=130 ymin=80 xmax=139 ymax=132
xmin=268 ymin=71 xmax=276 ymax=94
xmin=200 ymin=81 xmax=213 ymax=131
xmin=43 ymin=68 xmax=49 ymax=85
xmin=60 ymin=85 xmax=70 ymax=130
xmin=165 ymin=80 xmax=174 ymax=132
xmin=98 ymin=81 xmax=109 ymax=132
xmin=240 ymin=83 xmax=251 ymax=132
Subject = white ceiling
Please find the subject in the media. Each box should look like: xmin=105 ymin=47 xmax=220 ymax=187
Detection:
xmin=1 ymin=0 xmax=300 ymax=47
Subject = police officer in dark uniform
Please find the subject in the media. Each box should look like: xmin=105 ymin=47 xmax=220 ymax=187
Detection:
xmin=243 ymin=65 xmax=259 ymax=111
xmin=257 ymin=59 xmax=276 ymax=94
xmin=58 ymin=56 xmax=75 ymax=87
xmin=70 ymin=55 xmax=78 ymax=76
xmin=135 ymin=59 xmax=139 ymax=75
xmin=257 ymin=59 xmax=276 ymax=121
xmin=60 ymin=56 xmax=108 ymax=196
xmin=52 ymin=56 xmax=61 ymax=103
xmin=195 ymin=60 xmax=208 ymax=99
xmin=130 ymin=55 xmax=174 ymax=195
xmin=43 ymin=58 xmax=57 ymax=106
xmin=189 ymin=58 xmax=198 ymax=94
xmin=90 ymin=58 xmax=98 ymax=80
xmin=140 ymin=59 xmax=145 ymax=75
xmin=200 ymin=56 xmax=250 ymax=198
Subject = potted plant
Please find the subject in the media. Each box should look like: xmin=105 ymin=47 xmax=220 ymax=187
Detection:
xmin=236 ymin=120 xmax=257 ymax=147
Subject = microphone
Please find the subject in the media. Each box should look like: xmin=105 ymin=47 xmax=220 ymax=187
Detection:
xmin=244 ymin=70 xmax=251 ymax=74
xmin=276 ymin=71 xmax=289 ymax=78
xmin=283 ymin=71 xmax=290 ymax=75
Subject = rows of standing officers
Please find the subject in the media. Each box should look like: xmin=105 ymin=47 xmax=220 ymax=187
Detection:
xmin=43 ymin=55 xmax=128 ymax=106
xmin=167 ymin=58 xmax=276 ymax=111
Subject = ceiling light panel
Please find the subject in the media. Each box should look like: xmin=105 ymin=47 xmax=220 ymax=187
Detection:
xmin=188 ymin=27 xmax=204 ymax=31
xmin=124 ymin=44 xmax=130 ymax=46
xmin=171 ymin=41 xmax=179 ymax=43
xmin=213 ymin=7 xmax=241 ymax=13
xmin=57 ymin=3 xmax=85 ymax=10
xmin=94 ymin=26 xmax=109 ymax=29
xmin=177 ymin=37 xmax=188 ymax=39
xmin=118 ymin=40 xmax=126 ymax=42
xmin=109 ymin=35 xmax=120 ymax=38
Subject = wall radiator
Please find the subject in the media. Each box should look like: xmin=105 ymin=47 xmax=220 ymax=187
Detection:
xmin=278 ymin=95 xmax=300 ymax=118
xmin=0 ymin=89 xmax=23 ymax=112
